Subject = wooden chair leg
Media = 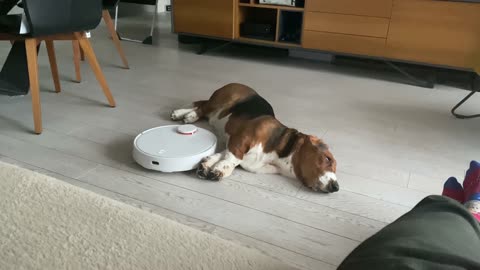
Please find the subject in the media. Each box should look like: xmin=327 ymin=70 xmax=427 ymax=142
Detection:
xmin=45 ymin=40 xmax=61 ymax=92
xmin=102 ymin=9 xmax=129 ymax=69
xmin=72 ymin=40 xmax=82 ymax=82
xmin=75 ymin=32 xmax=116 ymax=107
xmin=25 ymin=38 xmax=42 ymax=134
xmin=80 ymin=46 xmax=85 ymax=61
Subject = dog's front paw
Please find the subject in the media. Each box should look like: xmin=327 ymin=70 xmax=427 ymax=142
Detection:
xmin=196 ymin=162 xmax=210 ymax=179
xmin=206 ymin=169 xmax=223 ymax=181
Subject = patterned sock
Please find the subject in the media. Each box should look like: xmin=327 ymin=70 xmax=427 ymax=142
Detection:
xmin=463 ymin=161 xmax=480 ymax=222
xmin=471 ymin=212 xmax=480 ymax=222
xmin=442 ymin=177 xmax=465 ymax=203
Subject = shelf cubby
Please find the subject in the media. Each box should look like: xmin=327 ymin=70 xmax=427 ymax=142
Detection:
xmin=278 ymin=10 xmax=303 ymax=45
xmin=238 ymin=6 xmax=278 ymax=41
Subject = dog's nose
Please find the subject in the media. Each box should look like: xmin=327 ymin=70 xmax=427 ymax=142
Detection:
xmin=328 ymin=181 xmax=339 ymax=193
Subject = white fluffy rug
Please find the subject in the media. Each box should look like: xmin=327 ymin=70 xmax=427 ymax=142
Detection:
xmin=0 ymin=162 xmax=294 ymax=270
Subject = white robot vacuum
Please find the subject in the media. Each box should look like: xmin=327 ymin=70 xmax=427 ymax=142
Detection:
xmin=133 ymin=125 xmax=217 ymax=172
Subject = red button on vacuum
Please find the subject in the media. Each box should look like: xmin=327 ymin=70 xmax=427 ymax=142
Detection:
xmin=177 ymin=124 xmax=198 ymax=135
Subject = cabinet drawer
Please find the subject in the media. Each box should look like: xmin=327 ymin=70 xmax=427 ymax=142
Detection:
xmin=173 ymin=0 xmax=234 ymax=39
xmin=306 ymin=0 xmax=393 ymax=18
xmin=304 ymin=12 xmax=390 ymax=38
xmin=303 ymin=31 xmax=386 ymax=57
xmin=386 ymin=0 xmax=480 ymax=68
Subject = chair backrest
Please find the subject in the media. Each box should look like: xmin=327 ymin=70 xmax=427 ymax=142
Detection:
xmin=23 ymin=0 xmax=102 ymax=36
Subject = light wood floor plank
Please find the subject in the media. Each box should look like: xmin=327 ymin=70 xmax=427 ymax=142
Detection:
xmin=78 ymin=164 xmax=358 ymax=266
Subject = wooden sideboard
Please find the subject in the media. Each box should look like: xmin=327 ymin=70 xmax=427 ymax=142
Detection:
xmin=172 ymin=0 xmax=480 ymax=70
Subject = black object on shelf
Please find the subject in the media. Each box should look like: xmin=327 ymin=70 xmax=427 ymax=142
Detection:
xmin=239 ymin=6 xmax=277 ymax=41
xmin=240 ymin=22 xmax=275 ymax=41
xmin=278 ymin=11 xmax=302 ymax=44
xmin=295 ymin=0 xmax=305 ymax=8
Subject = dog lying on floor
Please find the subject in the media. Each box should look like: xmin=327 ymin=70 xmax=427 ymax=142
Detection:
xmin=171 ymin=83 xmax=339 ymax=193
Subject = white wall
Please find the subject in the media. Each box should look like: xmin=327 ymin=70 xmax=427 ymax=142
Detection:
xmin=157 ymin=0 xmax=171 ymax=12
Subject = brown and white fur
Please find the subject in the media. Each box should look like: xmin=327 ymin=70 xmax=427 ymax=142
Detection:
xmin=171 ymin=83 xmax=339 ymax=193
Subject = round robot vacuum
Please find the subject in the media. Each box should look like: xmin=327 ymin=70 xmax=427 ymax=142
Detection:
xmin=133 ymin=125 xmax=217 ymax=172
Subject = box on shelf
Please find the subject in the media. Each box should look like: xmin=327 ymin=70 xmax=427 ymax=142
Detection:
xmin=259 ymin=0 xmax=296 ymax=7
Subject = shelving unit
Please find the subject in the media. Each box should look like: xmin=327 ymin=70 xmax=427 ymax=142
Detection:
xmin=236 ymin=0 xmax=304 ymax=46
xmin=174 ymin=0 xmax=480 ymax=70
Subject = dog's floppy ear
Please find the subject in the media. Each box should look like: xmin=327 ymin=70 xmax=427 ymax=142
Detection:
xmin=306 ymin=135 xmax=329 ymax=152
xmin=307 ymin=135 xmax=320 ymax=145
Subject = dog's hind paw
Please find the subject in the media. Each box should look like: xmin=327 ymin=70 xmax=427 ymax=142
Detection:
xmin=170 ymin=110 xmax=182 ymax=121
xmin=183 ymin=111 xmax=199 ymax=124
xmin=170 ymin=108 xmax=195 ymax=121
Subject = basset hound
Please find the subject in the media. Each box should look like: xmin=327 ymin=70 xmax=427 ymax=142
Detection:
xmin=171 ymin=83 xmax=338 ymax=193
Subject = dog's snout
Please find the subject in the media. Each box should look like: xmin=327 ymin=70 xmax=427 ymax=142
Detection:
xmin=328 ymin=181 xmax=339 ymax=193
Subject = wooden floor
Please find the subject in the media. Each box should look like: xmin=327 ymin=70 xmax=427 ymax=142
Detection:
xmin=0 ymin=14 xmax=479 ymax=270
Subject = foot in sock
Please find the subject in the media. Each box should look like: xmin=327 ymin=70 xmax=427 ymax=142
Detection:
xmin=463 ymin=161 xmax=480 ymax=221
xmin=442 ymin=177 xmax=465 ymax=203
